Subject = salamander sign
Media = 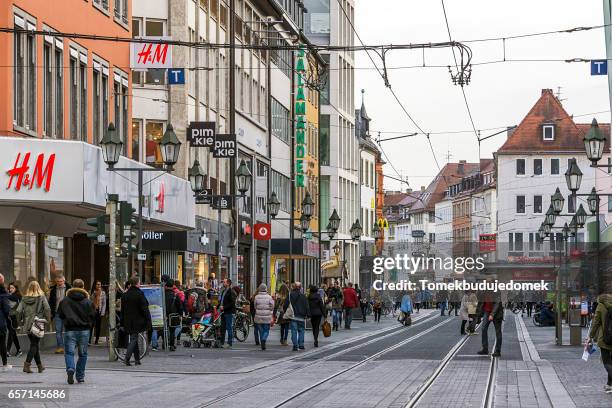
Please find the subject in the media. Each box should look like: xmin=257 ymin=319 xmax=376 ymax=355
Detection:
xmin=295 ymin=46 xmax=307 ymax=188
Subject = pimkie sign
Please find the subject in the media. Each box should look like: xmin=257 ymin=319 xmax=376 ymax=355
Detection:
xmin=295 ymin=46 xmax=307 ymax=188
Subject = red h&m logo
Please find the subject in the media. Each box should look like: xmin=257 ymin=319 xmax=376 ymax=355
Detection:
xmin=137 ymin=43 xmax=169 ymax=65
xmin=155 ymin=182 xmax=165 ymax=213
xmin=6 ymin=152 xmax=56 ymax=192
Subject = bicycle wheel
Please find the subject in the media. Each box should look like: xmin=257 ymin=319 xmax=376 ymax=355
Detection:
xmin=234 ymin=318 xmax=249 ymax=342
xmin=114 ymin=332 xmax=147 ymax=362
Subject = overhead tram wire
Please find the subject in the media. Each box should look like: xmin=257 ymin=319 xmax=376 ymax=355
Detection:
xmin=441 ymin=0 xmax=481 ymax=166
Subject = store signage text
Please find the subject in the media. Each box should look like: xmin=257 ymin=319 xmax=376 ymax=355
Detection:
xmin=295 ymin=46 xmax=307 ymax=188
xmin=6 ymin=152 xmax=55 ymax=192
xmin=142 ymin=231 xmax=164 ymax=240
xmin=187 ymin=122 xmax=216 ymax=147
xmin=213 ymin=134 xmax=237 ymax=158
xmin=131 ymin=38 xmax=172 ymax=69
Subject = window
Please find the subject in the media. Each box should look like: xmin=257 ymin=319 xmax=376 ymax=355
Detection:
xmin=533 ymin=195 xmax=542 ymax=213
xmin=271 ymin=98 xmax=290 ymax=144
xmin=132 ymin=19 xmax=167 ymax=85
xmin=509 ymin=232 xmax=523 ymax=252
xmin=516 ymin=159 xmax=525 ymax=175
xmin=79 ymin=60 xmax=87 ymax=140
xmin=43 ymin=42 xmax=52 ymax=136
xmin=91 ymin=62 xmax=108 ymax=145
xmin=272 ymin=170 xmax=291 ymax=213
xmin=145 ymin=121 xmax=164 ymax=165
xmin=529 ymin=232 xmax=542 ymax=252
xmin=70 ymin=55 xmax=78 ymax=139
xmin=55 ymin=44 xmax=64 ymax=138
xmin=93 ymin=0 xmax=109 ymax=12
xmin=551 ymin=158 xmax=559 ymax=175
xmin=210 ymin=0 xmax=218 ymax=19
xmin=533 ymin=159 xmax=542 ymax=175
xmin=516 ymin=196 xmax=526 ymax=213
xmin=543 ymin=125 xmax=554 ymax=140
xmin=320 ymin=114 xmax=330 ymax=166
xmin=132 ymin=119 xmax=141 ymax=162
xmin=568 ymin=195 xmax=576 ymax=213
xmin=609 ymin=195 xmax=612 ymax=213
xmin=114 ymin=0 xmax=128 ymax=24
xmin=13 ymin=17 xmax=37 ymax=132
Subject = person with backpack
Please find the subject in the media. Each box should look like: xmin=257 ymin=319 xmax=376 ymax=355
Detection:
xmin=284 ymin=282 xmax=310 ymax=351
xmin=185 ymin=281 xmax=209 ymax=323
xmin=6 ymin=282 xmax=22 ymax=357
xmin=587 ymin=292 xmax=612 ymax=393
xmin=164 ymin=279 xmax=182 ymax=351
xmin=308 ymin=285 xmax=325 ymax=347
xmin=16 ymin=281 xmax=51 ymax=374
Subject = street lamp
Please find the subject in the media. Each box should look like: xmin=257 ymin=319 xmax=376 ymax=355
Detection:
xmin=333 ymin=242 xmax=341 ymax=256
xmin=300 ymin=214 xmax=310 ymax=232
xmin=372 ymin=223 xmax=382 ymax=240
xmin=551 ymin=187 xmax=565 ymax=214
xmin=565 ymin=158 xmax=583 ymax=193
xmin=545 ymin=204 xmax=557 ymax=226
xmin=350 ymin=219 xmax=363 ymax=241
xmin=188 ymin=159 xmax=205 ymax=194
xmin=542 ymin=222 xmax=552 ymax=235
xmin=569 ymin=216 xmax=578 ymax=236
xmin=587 ymin=187 xmax=599 ymax=215
xmin=562 ymin=223 xmax=570 ymax=241
xmin=235 ymin=159 xmax=252 ymax=196
xmin=329 ymin=209 xmax=341 ymax=232
xmin=326 ymin=222 xmax=336 ymax=240
xmin=575 ymin=204 xmax=588 ymax=228
xmin=159 ymin=124 xmax=181 ymax=168
xmin=538 ymin=226 xmax=546 ymax=241
xmin=301 ymin=191 xmax=314 ymax=218
xmin=99 ymin=123 xmax=123 ymax=168
xmin=268 ymin=192 xmax=281 ymax=219
xmin=584 ymin=118 xmax=607 ymax=165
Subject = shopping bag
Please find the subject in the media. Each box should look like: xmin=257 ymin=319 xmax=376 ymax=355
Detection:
xmin=322 ymin=319 xmax=332 ymax=337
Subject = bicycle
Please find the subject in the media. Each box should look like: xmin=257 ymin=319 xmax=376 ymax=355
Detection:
xmin=233 ymin=310 xmax=250 ymax=342
xmin=113 ymin=329 xmax=147 ymax=362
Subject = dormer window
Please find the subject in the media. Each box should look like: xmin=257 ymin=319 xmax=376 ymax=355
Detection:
xmin=543 ymin=124 xmax=555 ymax=140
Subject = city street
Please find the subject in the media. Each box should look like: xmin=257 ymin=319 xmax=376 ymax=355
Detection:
xmin=0 ymin=310 xmax=608 ymax=408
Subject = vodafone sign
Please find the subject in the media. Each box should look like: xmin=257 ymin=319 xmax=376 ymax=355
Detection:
xmin=254 ymin=223 xmax=271 ymax=241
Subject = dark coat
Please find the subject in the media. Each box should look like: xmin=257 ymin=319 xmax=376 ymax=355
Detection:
xmin=57 ymin=288 xmax=96 ymax=331
xmin=284 ymin=289 xmax=310 ymax=319
xmin=0 ymin=287 xmax=11 ymax=332
xmin=164 ymin=287 xmax=182 ymax=316
xmin=308 ymin=292 xmax=325 ymax=317
xmin=221 ymin=287 xmax=237 ymax=314
xmin=121 ymin=286 xmax=151 ymax=334
xmin=476 ymin=290 xmax=504 ymax=321
xmin=49 ymin=282 xmax=72 ymax=318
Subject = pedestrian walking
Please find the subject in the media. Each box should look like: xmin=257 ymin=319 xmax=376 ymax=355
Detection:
xmin=89 ymin=281 xmax=106 ymax=345
xmin=459 ymin=291 xmax=478 ymax=335
xmin=275 ymin=284 xmax=290 ymax=346
xmin=438 ymin=289 xmax=448 ymax=316
xmin=587 ymin=292 xmax=612 ymax=393
xmin=360 ymin=286 xmax=370 ymax=322
xmin=6 ymin=282 xmax=22 ymax=357
xmin=219 ymin=278 xmax=236 ymax=349
xmin=253 ymin=284 xmax=274 ymax=350
xmin=477 ymin=286 xmax=503 ymax=357
xmin=413 ymin=289 xmax=422 ymax=313
xmin=58 ymin=279 xmax=95 ymax=384
xmin=171 ymin=280 xmax=185 ymax=345
xmin=449 ymin=290 xmax=461 ymax=317
xmin=284 ymin=282 xmax=310 ymax=351
xmin=525 ymin=290 xmax=535 ymax=317
xmin=250 ymin=286 xmax=260 ymax=346
xmin=328 ymin=282 xmax=344 ymax=331
xmin=121 ymin=277 xmax=151 ymax=366
xmin=0 ymin=275 xmax=12 ymax=371
xmin=308 ymin=285 xmax=325 ymax=347
xmin=49 ymin=275 xmax=71 ymax=354
xmin=342 ymin=282 xmax=359 ymax=329
xmin=372 ymin=292 xmax=383 ymax=323
xmin=16 ymin=281 xmax=51 ymax=374
xmin=399 ymin=292 xmax=413 ymax=326
xmin=164 ymin=279 xmax=182 ymax=351
xmin=466 ymin=291 xmax=478 ymax=335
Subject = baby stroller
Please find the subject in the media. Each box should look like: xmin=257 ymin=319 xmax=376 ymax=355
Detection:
xmin=183 ymin=308 xmax=222 ymax=348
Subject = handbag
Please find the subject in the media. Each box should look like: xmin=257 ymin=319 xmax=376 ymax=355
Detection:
xmin=283 ymin=296 xmax=295 ymax=320
xmin=322 ymin=319 xmax=331 ymax=337
xmin=30 ymin=317 xmax=47 ymax=338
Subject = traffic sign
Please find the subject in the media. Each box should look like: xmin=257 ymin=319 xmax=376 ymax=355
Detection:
xmin=137 ymin=253 xmax=147 ymax=261
xmin=254 ymin=223 xmax=271 ymax=240
xmin=591 ymin=60 xmax=608 ymax=75
xmin=188 ymin=121 xmax=216 ymax=146
xmin=195 ymin=188 xmax=213 ymax=204
xmin=168 ymin=68 xmax=185 ymax=84
xmin=213 ymin=134 xmax=237 ymax=158
xmin=411 ymin=230 xmax=425 ymax=238
xmin=212 ymin=195 xmax=233 ymax=210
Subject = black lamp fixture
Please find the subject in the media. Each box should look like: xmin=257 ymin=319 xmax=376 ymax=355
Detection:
xmin=544 ymin=204 xmax=556 ymax=226
xmin=372 ymin=223 xmax=382 ymax=240
xmin=584 ymin=118 xmax=607 ymax=165
xmin=159 ymin=124 xmax=181 ymax=168
xmin=569 ymin=215 xmax=578 ymax=236
xmin=587 ymin=187 xmax=599 ymax=215
xmin=299 ymin=214 xmax=310 ymax=232
xmin=565 ymin=158 xmax=583 ymax=193
xmin=99 ymin=123 xmax=123 ymax=168
xmin=329 ymin=209 xmax=341 ymax=232
xmin=562 ymin=222 xmax=570 ymax=241
xmin=551 ymin=187 xmax=565 ymax=214
xmin=235 ymin=159 xmax=252 ymax=196
xmin=350 ymin=219 xmax=363 ymax=241
xmin=301 ymin=191 xmax=314 ymax=218
xmin=542 ymin=222 xmax=552 ymax=235
xmin=575 ymin=204 xmax=588 ymax=227
xmin=326 ymin=222 xmax=336 ymax=240
xmin=188 ymin=159 xmax=205 ymax=194
xmin=538 ymin=225 xmax=546 ymax=241
xmin=268 ymin=192 xmax=281 ymax=219
xmin=333 ymin=242 xmax=341 ymax=256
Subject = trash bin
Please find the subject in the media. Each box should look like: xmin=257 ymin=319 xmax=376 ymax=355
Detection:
xmin=568 ymin=309 xmax=582 ymax=346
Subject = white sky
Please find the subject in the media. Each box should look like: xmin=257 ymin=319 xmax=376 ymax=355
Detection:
xmin=355 ymin=0 xmax=610 ymax=191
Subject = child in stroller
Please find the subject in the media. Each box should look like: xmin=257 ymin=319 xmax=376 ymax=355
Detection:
xmin=183 ymin=307 xmax=222 ymax=348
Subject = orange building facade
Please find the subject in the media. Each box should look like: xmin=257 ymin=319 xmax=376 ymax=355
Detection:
xmin=1 ymin=0 xmax=132 ymax=152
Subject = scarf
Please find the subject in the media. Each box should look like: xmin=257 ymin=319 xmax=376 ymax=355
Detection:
xmin=93 ymin=289 xmax=102 ymax=310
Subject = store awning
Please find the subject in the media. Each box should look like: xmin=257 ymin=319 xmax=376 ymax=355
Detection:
xmin=271 ymin=238 xmax=319 ymax=258
xmin=321 ymin=257 xmax=345 ymax=278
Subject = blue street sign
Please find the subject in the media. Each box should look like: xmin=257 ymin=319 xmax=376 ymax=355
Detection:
xmin=168 ymin=68 xmax=185 ymax=84
xmin=591 ymin=60 xmax=607 ymax=75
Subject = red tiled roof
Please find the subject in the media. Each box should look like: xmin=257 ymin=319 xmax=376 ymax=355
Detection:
xmin=498 ymin=89 xmax=610 ymax=154
xmin=384 ymin=192 xmax=420 ymax=207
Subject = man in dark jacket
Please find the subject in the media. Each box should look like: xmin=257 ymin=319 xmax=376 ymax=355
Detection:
xmin=342 ymin=282 xmax=359 ymax=329
xmin=164 ymin=279 xmax=182 ymax=351
xmin=121 ymin=277 xmax=151 ymax=365
xmin=220 ymin=279 xmax=236 ymax=348
xmin=284 ymin=282 xmax=310 ymax=351
xmin=49 ymin=275 xmax=71 ymax=354
xmin=57 ymin=279 xmax=95 ymax=384
xmin=0 ymin=275 xmax=12 ymax=370
xmin=477 ymin=284 xmax=504 ymax=357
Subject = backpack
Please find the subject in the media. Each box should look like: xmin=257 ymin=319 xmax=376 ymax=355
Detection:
xmin=604 ymin=306 xmax=612 ymax=345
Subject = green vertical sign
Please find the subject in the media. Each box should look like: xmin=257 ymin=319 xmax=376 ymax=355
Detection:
xmin=295 ymin=46 xmax=307 ymax=188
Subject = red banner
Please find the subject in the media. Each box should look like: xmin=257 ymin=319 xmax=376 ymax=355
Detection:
xmin=479 ymin=234 xmax=496 ymax=252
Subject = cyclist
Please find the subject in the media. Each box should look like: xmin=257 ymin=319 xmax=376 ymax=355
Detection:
xmin=121 ymin=277 xmax=151 ymax=366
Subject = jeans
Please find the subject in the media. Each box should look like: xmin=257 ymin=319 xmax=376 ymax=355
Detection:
xmin=223 ymin=313 xmax=234 ymax=346
xmin=54 ymin=317 xmax=64 ymax=348
xmin=255 ymin=324 xmax=270 ymax=344
xmin=332 ymin=309 xmax=342 ymax=327
xmin=481 ymin=312 xmax=502 ymax=353
xmin=344 ymin=308 xmax=353 ymax=328
xmin=374 ymin=309 xmax=382 ymax=322
xmin=64 ymin=330 xmax=89 ymax=381
xmin=7 ymin=317 xmax=20 ymax=353
xmin=360 ymin=303 xmax=368 ymax=321
xmin=280 ymin=323 xmax=289 ymax=343
xmin=601 ymin=348 xmax=612 ymax=386
xmin=151 ymin=330 xmax=159 ymax=348
xmin=26 ymin=334 xmax=41 ymax=365
xmin=290 ymin=320 xmax=305 ymax=347
xmin=174 ymin=326 xmax=182 ymax=342
xmin=253 ymin=324 xmax=260 ymax=344
xmin=310 ymin=316 xmax=322 ymax=343
xmin=125 ymin=333 xmax=141 ymax=363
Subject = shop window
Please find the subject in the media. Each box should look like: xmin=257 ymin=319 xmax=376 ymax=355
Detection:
xmin=13 ymin=231 xmax=37 ymax=289
xmin=146 ymin=121 xmax=165 ymax=165
xmin=132 ymin=119 xmax=142 ymax=162
xmin=43 ymin=235 xmax=64 ymax=289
